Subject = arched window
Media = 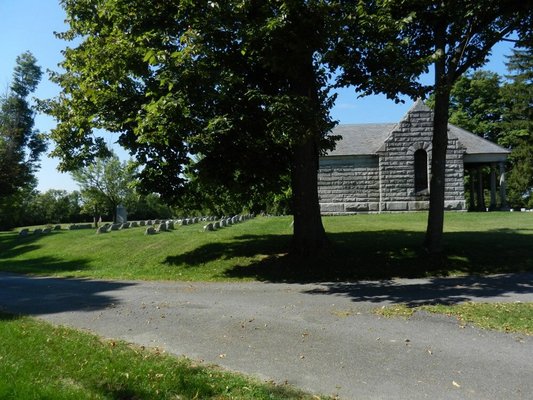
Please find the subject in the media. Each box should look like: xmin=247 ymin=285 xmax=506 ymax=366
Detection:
xmin=414 ymin=149 xmax=428 ymax=193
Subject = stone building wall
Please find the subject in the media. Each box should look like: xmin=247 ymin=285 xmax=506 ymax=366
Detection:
xmin=378 ymin=106 xmax=466 ymax=211
xmin=318 ymin=104 xmax=466 ymax=214
xmin=318 ymin=155 xmax=380 ymax=213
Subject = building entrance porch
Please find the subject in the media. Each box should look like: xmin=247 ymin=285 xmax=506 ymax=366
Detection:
xmin=466 ymin=161 xmax=508 ymax=211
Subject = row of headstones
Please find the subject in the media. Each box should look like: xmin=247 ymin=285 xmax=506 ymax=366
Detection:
xmin=203 ymin=214 xmax=255 ymax=232
xmin=96 ymin=221 xmax=145 ymax=234
xmin=144 ymin=216 xmax=223 ymax=235
xmin=93 ymin=216 xmax=219 ymax=235
xmin=19 ymin=225 xmax=62 ymax=236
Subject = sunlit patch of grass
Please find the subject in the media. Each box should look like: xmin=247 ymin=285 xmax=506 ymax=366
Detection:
xmin=419 ymin=302 xmax=533 ymax=335
xmin=374 ymin=302 xmax=533 ymax=335
xmin=374 ymin=304 xmax=415 ymax=319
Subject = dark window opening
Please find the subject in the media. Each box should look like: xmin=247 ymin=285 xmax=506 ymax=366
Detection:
xmin=414 ymin=149 xmax=428 ymax=193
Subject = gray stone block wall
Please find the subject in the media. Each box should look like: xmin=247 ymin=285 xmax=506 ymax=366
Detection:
xmin=318 ymin=106 xmax=466 ymax=213
xmin=318 ymin=156 xmax=380 ymax=213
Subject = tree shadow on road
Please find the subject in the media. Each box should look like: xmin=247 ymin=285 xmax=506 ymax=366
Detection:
xmin=0 ymin=273 xmax=136 ymax=316
xmin=301 ymin=273 xmax=533 ymax=306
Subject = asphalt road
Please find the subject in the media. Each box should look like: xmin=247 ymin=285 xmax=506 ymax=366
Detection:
xmin=1 ymin=272 xmax=532 ymax=399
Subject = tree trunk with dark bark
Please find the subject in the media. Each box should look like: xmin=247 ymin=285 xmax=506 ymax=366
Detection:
xmin=290 ymin=136 xmax=328 ymax=257
xmin=424 ymin=41 xmax=451 ymax=256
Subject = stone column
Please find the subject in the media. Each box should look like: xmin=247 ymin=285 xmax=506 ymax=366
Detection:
xmin=468 ymin=168 xmax=476 ymax=211
xmin=476 ymin=167 xmax=485 ymax=211
xmin=489 ymin=164 xmax=497 ymax=210
xmin=499 ymin=162 xmax=509 ymax=210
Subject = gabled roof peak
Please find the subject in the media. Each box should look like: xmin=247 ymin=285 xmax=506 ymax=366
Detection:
xmin=407 ymin=98 xmax=431 ymax=113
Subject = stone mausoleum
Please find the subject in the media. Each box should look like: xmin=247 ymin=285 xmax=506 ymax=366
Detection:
xmin=318 ymin=100 xmax=510 ymax=214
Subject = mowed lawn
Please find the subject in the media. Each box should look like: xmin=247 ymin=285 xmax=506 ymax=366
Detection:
xmin=1 ymin=212 xmax=532 ymax=281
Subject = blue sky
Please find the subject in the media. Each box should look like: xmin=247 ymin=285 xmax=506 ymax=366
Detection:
xmin=1 ymin=0 xmax=517 ymax=192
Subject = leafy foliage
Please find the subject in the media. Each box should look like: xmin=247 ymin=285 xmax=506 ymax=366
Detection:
xmin=438 ymin=37 xmax=533 ymax=208
xmin=502 ymin=39 xmax=533 ymax=207
xmin=0 ymin=52 xmax=46 ymax=198
xmin=383 ymin=0 xmax=532 ymax=254
xmin=43 ymin=1 xmax=442 ymax=255
xmin=0 ymin=52 xmax=47 ymax=230
xmin=71 ymin=152 xmax=137 ymax=223
xmin=25 ymin=189 xmax=85 ymax=225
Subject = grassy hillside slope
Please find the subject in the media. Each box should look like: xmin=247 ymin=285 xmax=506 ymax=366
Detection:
xmin=1 ymin=213 xmax=531 ymax=281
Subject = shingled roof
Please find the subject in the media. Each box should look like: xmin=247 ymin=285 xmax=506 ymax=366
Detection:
xmin=327 ymin=102 xmax=510 ymax=163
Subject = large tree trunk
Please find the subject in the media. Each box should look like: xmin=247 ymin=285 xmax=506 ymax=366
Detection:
xmin=424 ymin=43 xmax=451 ymax=256
xmin=290 ymin=136 xmax=328 ymax=257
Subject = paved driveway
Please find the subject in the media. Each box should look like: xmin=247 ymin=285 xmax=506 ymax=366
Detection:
xmin=1 ymin=272 xmax=532 ymax=399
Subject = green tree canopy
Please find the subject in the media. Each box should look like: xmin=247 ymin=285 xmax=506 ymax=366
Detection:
xmin=45 ymin=1 xmax=432 ymax=256
xmin=45 ymin=0 xmax=531 ymax=257
xmin=502 ymin=37 xmax=533 ymax=208
xmin=0 ymin=52 xmax=47 ymax=230
xmin=71 ymin=152 xmax=136 ymax=223
xmin=0 ymin=52 xmax=46 ymax=198
xmin=383 ymin=0 xmax=532 ymax=255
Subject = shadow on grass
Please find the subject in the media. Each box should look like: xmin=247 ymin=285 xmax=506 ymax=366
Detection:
xmin=165 ymin=229 xmax=533 ymax=283
xmin=1 ymin=230 xmax=136 ymax=316
xmin=0 ymin=231 xmax=93 ymax=275
xmin=164 ymin=233 xmax=291 ymax=268
xmin=0 ymin=311 xmax=21 ymax=321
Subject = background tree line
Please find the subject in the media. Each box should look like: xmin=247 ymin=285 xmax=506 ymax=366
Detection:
xmin=433 ymin=39 xmax=532 ymax=209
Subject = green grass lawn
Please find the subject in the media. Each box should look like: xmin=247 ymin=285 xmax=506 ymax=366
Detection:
xmin=1 ymin=212 xmax=532 ymax=281
xmin=0 ymin=312 xmax=324 ymax=400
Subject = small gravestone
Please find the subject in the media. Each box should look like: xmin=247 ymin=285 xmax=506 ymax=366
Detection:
xmin=226 ymin=218 xmax=232 ymax=225
xmin=139 ymin=221 xmax=146 ymax=226
xmin=166 ymin=221 xmax=174 ymax=230
xmin=155 ymin=219 xmax=160 ymax=224
xmin=145 ymin=227 xmax=156 ymax=235
xmin=53 ymin=225 xmax=61 ymax=231
xmin=182 ymin=219 xmax=189 ymax=226
xmin=109 ymin=223 xmax=121 ymax=231
xmin=19 ymin=228 xmax=29 ymax=236
xmin=214 ymin=221 xmax=220 ymax=229
xmin=33 ymin=228 xmax=43 ymax=235
xmin=155 ymin=224 xmax=167 ymax=233
xmin=116 ymin=205 xmax=128 ymax=223
xmin=43 ymin=228 xmax=52 ymax=234
xmin=96 ymin=226 xmax=108 ymax=234
xmin=130 ymin=221 xmax=139 ymax=227
xmin=204 ymin=223 xmax=214 ymax=231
